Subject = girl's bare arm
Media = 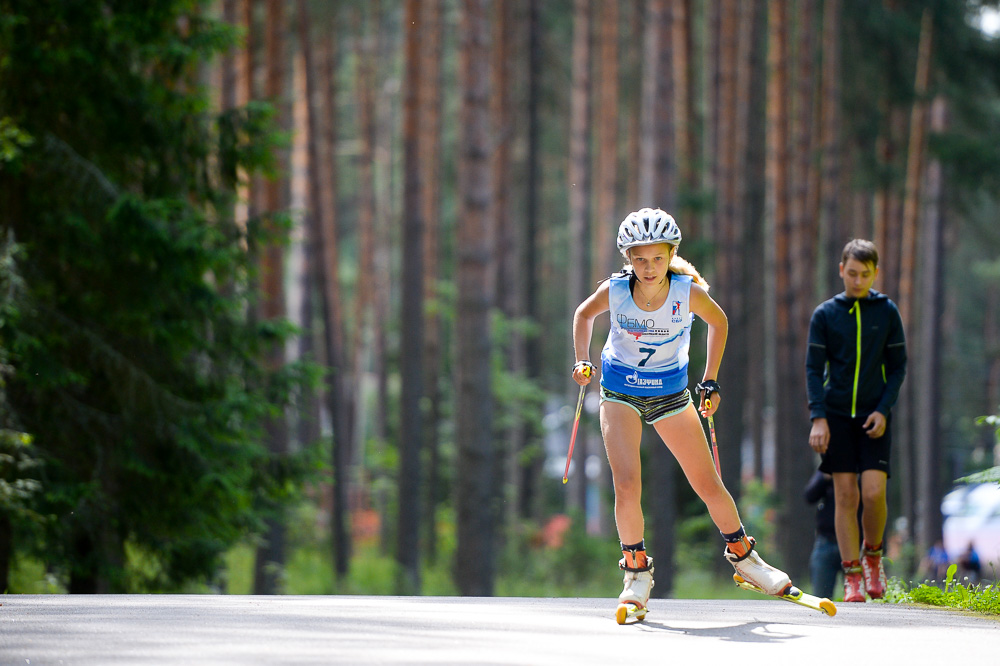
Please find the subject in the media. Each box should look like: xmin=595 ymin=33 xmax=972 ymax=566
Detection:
xmin=572 ymin=281 xmax=611 ymax=385
xmin=690 ymin=283 xmax=728 ymax=411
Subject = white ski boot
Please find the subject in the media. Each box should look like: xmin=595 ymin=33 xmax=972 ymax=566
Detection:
xmin=615 ymin=555 xmax=653 ymax=624
xmin=724 ymin=536 xmax=791 ymax=595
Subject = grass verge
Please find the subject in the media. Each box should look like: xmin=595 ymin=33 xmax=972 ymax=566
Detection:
xmin=882 ymin=564 xmax=1000 ymax=615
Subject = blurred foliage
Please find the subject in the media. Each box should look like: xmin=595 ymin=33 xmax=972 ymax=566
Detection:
xmin=0 ymin=0 xmax=315 ymax=592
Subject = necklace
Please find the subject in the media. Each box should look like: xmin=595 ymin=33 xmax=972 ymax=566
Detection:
xmin=637 ymin=278 xmax=667 ymax=307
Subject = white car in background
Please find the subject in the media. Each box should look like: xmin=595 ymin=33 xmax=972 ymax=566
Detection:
xmin=941 ymin=483 xmax=1000 ymax=570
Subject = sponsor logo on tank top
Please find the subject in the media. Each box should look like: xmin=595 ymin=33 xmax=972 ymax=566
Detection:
xmin=617 ymin=313 xmax=670 ymax=340
xmin=625 ymin=371 xmax=663 ymax=388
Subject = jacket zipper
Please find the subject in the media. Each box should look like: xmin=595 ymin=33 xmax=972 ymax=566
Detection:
xmin=850 ymin=300 xmax=861 ymax=417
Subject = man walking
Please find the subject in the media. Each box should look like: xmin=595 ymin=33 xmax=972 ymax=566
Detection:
xmin=806 ymin=239 xmax=907 ymax=602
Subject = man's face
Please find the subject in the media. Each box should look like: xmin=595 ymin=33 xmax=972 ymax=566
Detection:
xmin=839 ymin=257 xmax=878 ymax=299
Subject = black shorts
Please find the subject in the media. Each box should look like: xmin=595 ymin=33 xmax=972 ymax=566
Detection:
xmin=818 ymin=411 xmax=891 ymax=477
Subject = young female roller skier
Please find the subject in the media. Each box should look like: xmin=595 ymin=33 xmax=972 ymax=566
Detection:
xmin=572 ymin=208 xmax=793 ymax=619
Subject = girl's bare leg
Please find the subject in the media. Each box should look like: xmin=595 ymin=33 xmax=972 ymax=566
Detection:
xmin=652 ymin=404 xmax=742 ymax=534
xmin=600 ymin=400 xmax=645 ymax=544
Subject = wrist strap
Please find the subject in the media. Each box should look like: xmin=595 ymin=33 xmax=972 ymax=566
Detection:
xmin=696 ymin=379 xmax=721 ymax=399
xmin=573 ymin=360 xmax=595 ymax=377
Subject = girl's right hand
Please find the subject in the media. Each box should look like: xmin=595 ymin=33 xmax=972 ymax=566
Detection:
xmin=572 ymin=361 xmax=594 ymax=386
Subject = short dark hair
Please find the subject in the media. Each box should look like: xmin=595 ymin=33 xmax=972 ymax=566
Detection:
xmin=842 ymin=239 xmax=879 ymax=268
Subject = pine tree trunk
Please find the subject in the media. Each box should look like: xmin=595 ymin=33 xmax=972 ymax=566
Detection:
xmin=293 ymin=3 xmax=323 ymax=479
xmin=493 ymin=0 xmax=512 ymax=308
xmin=672 ymin=0 xmax=695 ymax=216
xmin=624 ymin=0 xmax=643 ymax=210
xmin=455 ymin=0 xmax=495 ymax=597
xmin=744 ymin=0 xmax=768 ymax=482
xmin=593 ymin=0 xmax=618 ymax=283
xmin=791 ymin=0 xmax=818 ymax=333
xmin=914 ymin=95 xmax=946 ymax=560
xmin=638 ymin=0 xmax=660 ymax=205
xmin=566 ymin=0 xmax=591 ymax=513
xmin=351 ymin=6 xmax=377 ymax=543
xmin=704 ymin=0 xmax=719 ymax=228
xmin=819 ymin=0 xmax=842 ymax=298
xmin=714 ymin=0 xmax=742 ymax=496
xmin=730 ymin=0 xmax=757 ymax=476
xmin=419 ymin=0 xmax=445 ymax=566
xmin=585 ymin=0 xmax=618 ymax=538
xmin=254 ymin=0 xmax=290 ymax=595
xmin=519 ymin=0 xmax=544 ymax=522
xmin=654 ymin=0 xmax=676 ymax=208
xmin=372 ymin=2 xmax=394 ymax=512
xmin=899 ymin=8 xmax=933 ymax=332
xmin=647 ymin=0 xmax=678 ymax=597
xmin=297 ymin=0 xmax=352 ymax=579
xmin=396 ymin=0 xmax=425 ymax=595
xmin=768 ymin=0 xmax=813 ymax=581
xmin=221 ymin=0 xmax=239 ymax=111
xmin=492 ymin=0 xmax=517 ymax=543
xmin=897 ymin=7 xmax=934 ymax=560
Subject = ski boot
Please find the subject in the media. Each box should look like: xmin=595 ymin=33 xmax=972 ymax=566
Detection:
xmin=615 ymin=550 xmax=653 ymax=624
xmin=843 ymin=560 xmax=865 ymax=602
xmin=861 ymin=542 xmax=886 ymax=599
xmin=724 ymin=535 xmax=792 ymax=596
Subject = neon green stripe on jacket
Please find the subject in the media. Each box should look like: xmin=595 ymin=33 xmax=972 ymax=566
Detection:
xmin=850 ymin=300 xmax=861 ymax=417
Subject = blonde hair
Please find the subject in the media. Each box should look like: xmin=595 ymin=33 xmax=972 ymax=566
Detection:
xmin=669 ymin=254 xmax=709 ymax=290
xmin=624 ymin=247 xmax=710 ymax=290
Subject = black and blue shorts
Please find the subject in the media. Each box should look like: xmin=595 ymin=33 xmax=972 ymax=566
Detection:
xmin=600 ymin=386 xmax=692 ymax=424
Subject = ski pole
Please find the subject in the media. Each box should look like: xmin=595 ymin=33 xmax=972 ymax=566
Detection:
xmin=563 ymin=364 xmax=593 ymax=484
xmin=704 ymin=397 xmax=721 ymax=477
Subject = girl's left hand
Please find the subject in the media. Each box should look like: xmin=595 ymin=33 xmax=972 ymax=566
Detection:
xmin=696 ymin=380 xmax=721 ymax=417
xmin=698 ymin=392 xmax=720 ymax=417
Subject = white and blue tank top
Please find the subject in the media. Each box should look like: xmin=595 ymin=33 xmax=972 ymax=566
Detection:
xmin=600 ymin=271 xmax=694 ymax=397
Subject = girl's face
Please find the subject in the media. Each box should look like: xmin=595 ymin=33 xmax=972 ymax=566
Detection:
xmin=628 ymin=243 xmax=675 ymax=284
xmin=839 ymin=257 xmax=878 ymax=299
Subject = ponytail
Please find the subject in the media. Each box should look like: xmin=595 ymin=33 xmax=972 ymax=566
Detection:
xmin=670 ymin=254 xmax=709 ymax=290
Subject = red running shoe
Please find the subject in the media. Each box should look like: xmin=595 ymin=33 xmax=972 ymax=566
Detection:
xmin=861 ymin=543 xmax=886 ymax=599
xmin=843 ymin=560 xmax=865 ymax=602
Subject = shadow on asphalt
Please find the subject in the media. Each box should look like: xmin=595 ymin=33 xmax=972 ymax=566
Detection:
xmin=621 ymin=618 xmax=802 ymax=643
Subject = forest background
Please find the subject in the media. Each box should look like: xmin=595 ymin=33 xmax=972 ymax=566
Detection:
xmin=2 ymin=0 xmax=1000 ymax=599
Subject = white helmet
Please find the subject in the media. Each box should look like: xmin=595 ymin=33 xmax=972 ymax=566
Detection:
xmin=616 ymin=208 xmax=682 ymax=258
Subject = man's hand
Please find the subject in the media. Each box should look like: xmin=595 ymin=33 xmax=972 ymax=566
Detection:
xmin=809 ymin=418 xmax=830 ymax=454
xmin=863 ymin=411 xmax=886 ymax=439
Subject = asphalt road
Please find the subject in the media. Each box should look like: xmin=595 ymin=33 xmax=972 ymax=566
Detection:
xmin=2 ymin=594 xmax=998 ymax=665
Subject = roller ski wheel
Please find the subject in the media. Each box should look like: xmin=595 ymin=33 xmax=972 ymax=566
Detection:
xmin=733 ymin=573 xmax=837 ymax=616
xmin=615 ymin=601 xmax=647 ymax=624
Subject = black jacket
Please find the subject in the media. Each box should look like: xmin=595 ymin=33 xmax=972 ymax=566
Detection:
xmin=806 ymin=289 xmax=907 ymax=420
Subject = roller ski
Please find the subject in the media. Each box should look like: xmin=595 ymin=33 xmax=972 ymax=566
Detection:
xmin=725 ymin=535 xmax=837 ymax=617
xmin=615 ymin=550 xmax=653 ymax=624
xmin=733 ymin=574 xmax=837 ymax=616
